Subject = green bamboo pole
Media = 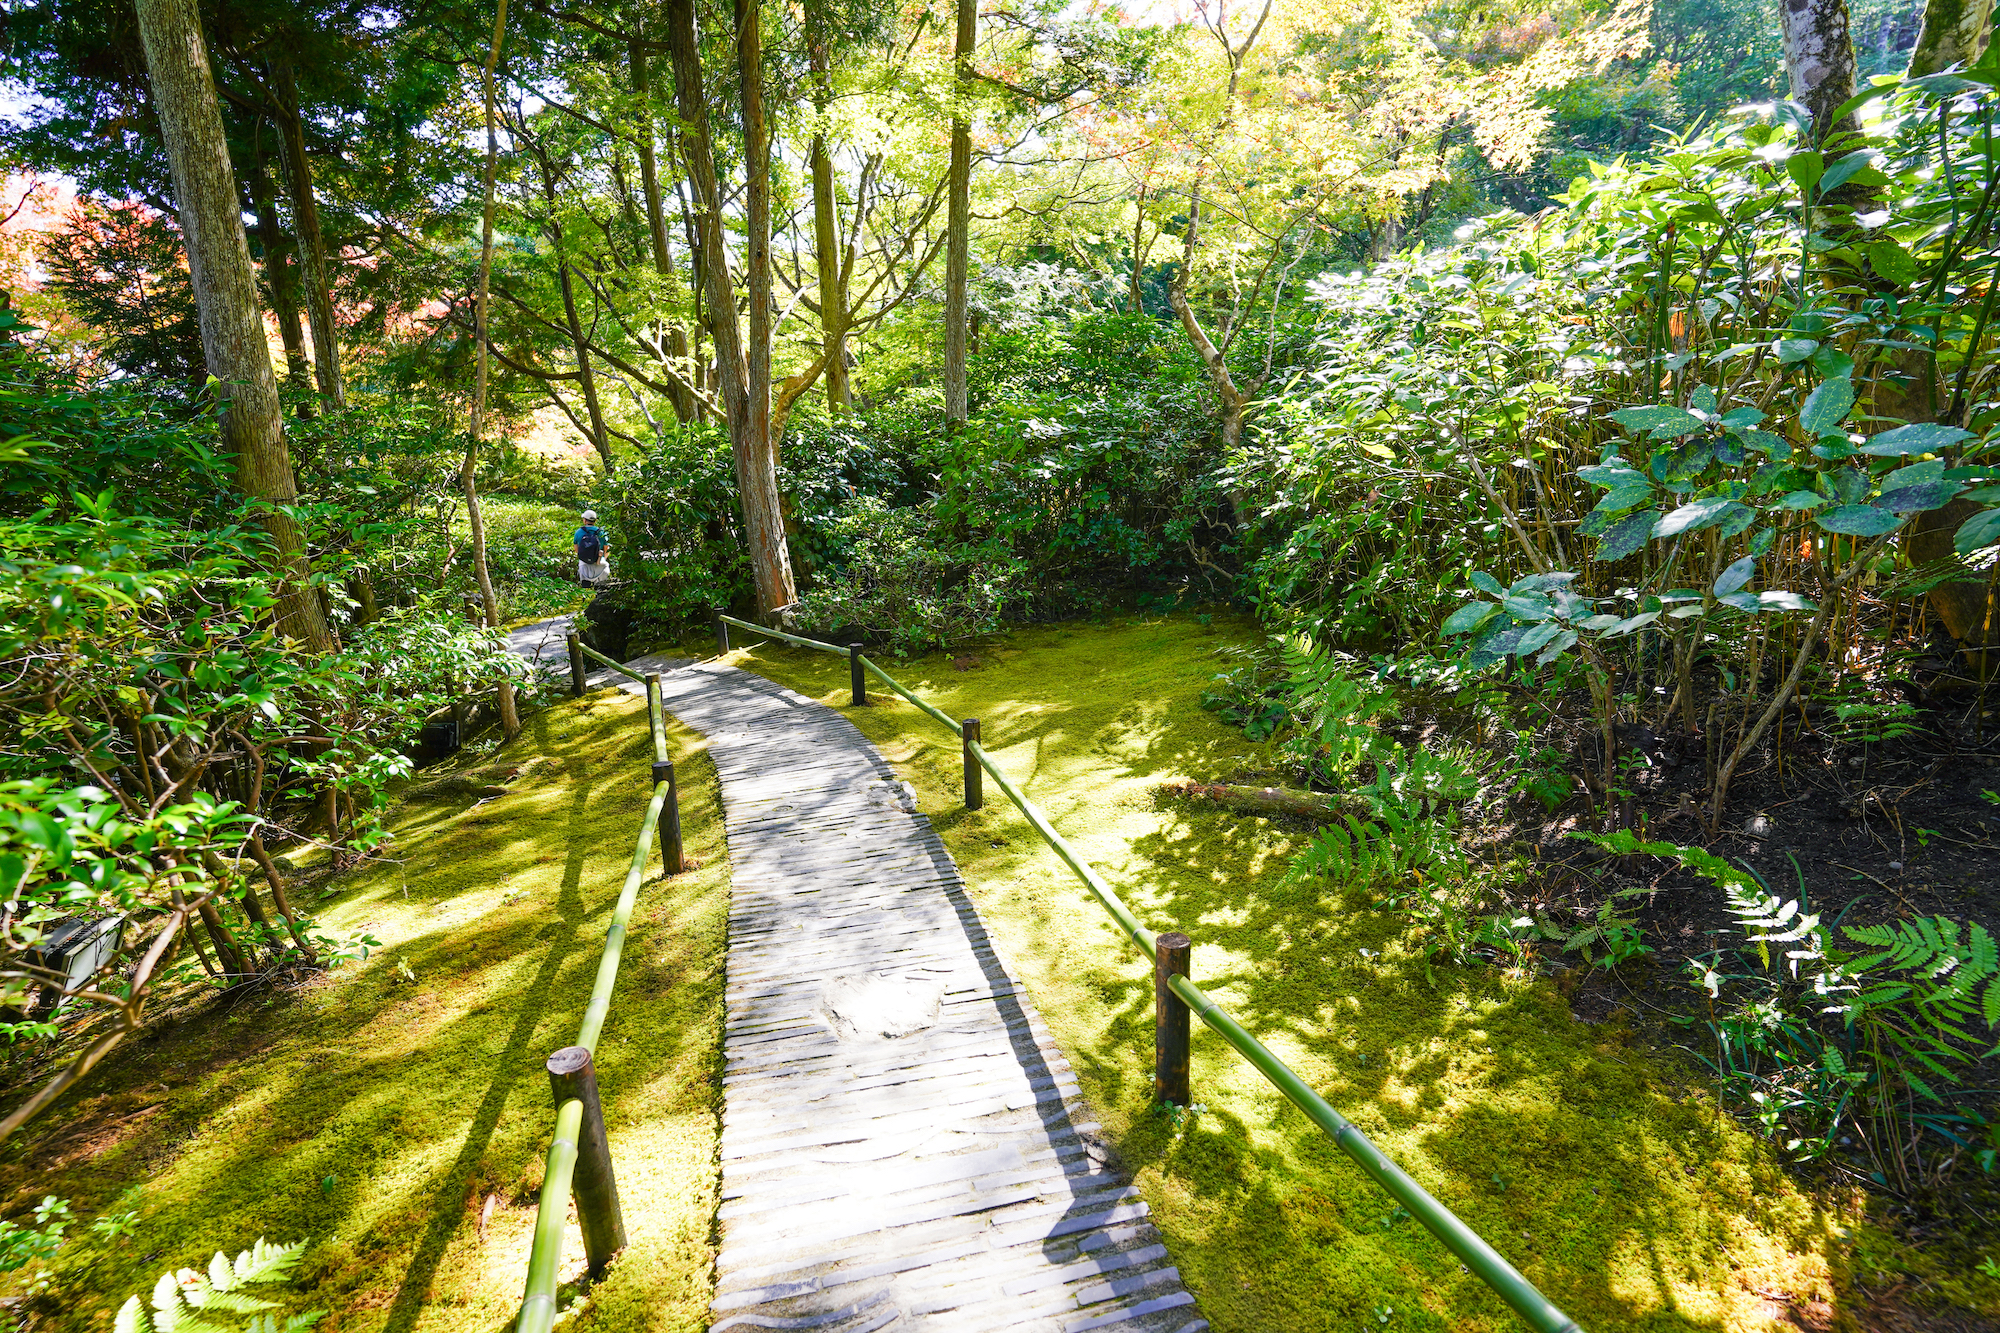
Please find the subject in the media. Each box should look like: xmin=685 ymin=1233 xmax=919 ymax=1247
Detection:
xmin=963 ymin=739 xmax=1155 ymax=957
xmin=716 ymin=613 xmax=848 ymax=656
xmin=645 ymin=675 xmax=669 ymax=766
xmin=1166 ymin=973 xmax=1581 ymax=1333
xmin=515 ymin=1096 xmax=583 ymax=1333
xmin=575 ymin=782 xmax=668 ymax=1053
xmin=575 ymin=639 xmax=647 ymax=684
xmin=859 ymin=656 xmax=964 ymax=734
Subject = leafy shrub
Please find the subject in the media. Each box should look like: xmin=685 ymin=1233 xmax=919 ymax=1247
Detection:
xmin=793 ymin=499 xmax=1024 ymax=654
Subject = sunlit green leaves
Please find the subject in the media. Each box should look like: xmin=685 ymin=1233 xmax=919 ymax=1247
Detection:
xmin=1815 ymin=505 xmax=1905 ymax=536
xmin=1799 ymin=377 xmax=1856 ymax=435
xmin=1607 ymin=404 xmax=1706 ymax=438
xmin=1861 ymin=423 xmax=1975 ymax=456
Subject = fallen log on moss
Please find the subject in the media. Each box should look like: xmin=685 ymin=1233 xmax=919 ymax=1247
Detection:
xmin=1158 ymin=780 xmax=1371 ymax=822
xmin=407 ymin=756 xmax=556 ymax=802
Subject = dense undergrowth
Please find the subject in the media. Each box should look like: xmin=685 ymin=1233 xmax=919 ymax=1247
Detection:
xmin=0 ymin=690 xmax=729 ymax=1333
xmin=714 ymin=617 xmax=1963 ymax=1333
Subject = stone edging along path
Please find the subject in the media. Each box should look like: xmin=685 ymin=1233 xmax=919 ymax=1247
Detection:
xmin=506 ymin=618 xmax=1206 ymax=1333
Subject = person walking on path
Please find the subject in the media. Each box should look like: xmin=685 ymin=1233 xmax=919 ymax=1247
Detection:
xmin=574 ymin=510 xmax=611 ymax=587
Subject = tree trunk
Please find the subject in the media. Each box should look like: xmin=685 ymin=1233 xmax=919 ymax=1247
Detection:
xmin=735 ymin=0 xmax=797 ymax=616
xmin=1908 ymin=0 xmax=1993 ymax=74
xmin=1168 ymin=185 xmax=1249 ymax=457
xmin=535 ymin=149 xmax=616 ymax=475
xmin=1159 ymin=780 xmax=1370 ymax=822
xmin=246 ymin=140 xmax=310 ymax=395
xmin=1779 ymin=0 xmax=1861 ymax=143
xmin=631 ymin=38 xmax=698 ymax=425
xmin=266 ymin=56 xmax=345 ymax=409
xmin=807 ymin=18 xmax=852 ymax=412
xmin=135 ymin=0 xmax=335 ymax=653
xmin=467 ymin=0 xmax=521 ymax=740
xmin=942 ymin=0 xmax=975 ymax=426
xmin=669 ymin=0 xmax=795 ymax=614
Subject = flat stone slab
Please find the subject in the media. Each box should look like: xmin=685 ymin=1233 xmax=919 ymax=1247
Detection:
xmin=510 ymin=618 xmax=1204 ymax=1333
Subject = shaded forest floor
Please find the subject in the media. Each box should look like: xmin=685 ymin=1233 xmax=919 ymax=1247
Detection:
xmin=0 ymin=691 xmax=730 ymax=1333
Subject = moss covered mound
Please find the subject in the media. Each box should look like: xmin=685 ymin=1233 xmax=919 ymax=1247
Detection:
xmin=2 ymin=691 xmax=727 ymax=1333
xmin=720 ymin=614 xmax=1861 ymax=1333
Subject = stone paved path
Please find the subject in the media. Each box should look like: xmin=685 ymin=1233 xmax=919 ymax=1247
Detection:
xmin=508 ymin=617 xmax=1205 ymax=1333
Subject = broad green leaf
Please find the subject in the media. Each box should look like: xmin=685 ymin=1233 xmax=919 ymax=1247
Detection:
xmin=1577 ymin=613 xmax=1625 ymax=630
xmin=1786 ymin=150 xmax=1825 ymax=194
xmin=1468 ymin=625 xmax=1527 ymax=669
xmin=1883 ymin=459 xmax=1944 ymax=490
xmin=1719 ymin=591 xmax=1762 ymax=611
xmin=1876 ymin=481 xmax=1958 ymax=512
xmin=1442 ymin=601 xmax=1502 ymax=636
xmin=1819 ymin=149 xmax=1878 ymax=194
xmin=1731 ymin=428 xmax=1790 ymax=457
xmin=1599 ymin=610 xmax=1661 ymax=637
xmin=1758 ymin=591 xmax=1816 ymax=612
xmin=1517 ymin=621 xmax=1563 ymax=655
xmin=1594 ymin=509 xmax=1656 ymax=560
xmin=1860 ymin=422 xmax=1975 ymax=456
xmin=1713 ymin=555 xmax=1756 ymax=596
xmin=1775 ymin=338 xmax=1818 ymax=364
xmin=1868 ymin=238 xmax=1918 ymax=286
xmin=1594 ymin=481 xmax=1655 ymax=513
xmin=1654 ymin=496 xmax=1741 ymax=538
xmin=1810 ymin=345 xmax=1855 ymax=380
xmin=1468 ymin=571 xmax=1504 ymax=596
xmin=1607 ymin=404 xmax=1705 ymax=438
xmin=1815 ymin=505 xmax=1905 ymax=536
xmin=1780 ymin=489 xmax=1827 ymax=510
xmin=1956 ymin=508 xmax=2000 ymax=555
xmin=1535 ymin=629 xmax=1578 ymax=664
xmin=1503 ymin=593 xmax=1552 ymax=621
xmin=1720 ymin=407 xmax=1765 ymax=428
xmin=1799 ymin=378 xmax=1856 ymax=435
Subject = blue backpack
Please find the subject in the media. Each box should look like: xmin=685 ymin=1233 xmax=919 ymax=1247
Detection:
xmin=578 ymin=526 xmax=604 ymax=564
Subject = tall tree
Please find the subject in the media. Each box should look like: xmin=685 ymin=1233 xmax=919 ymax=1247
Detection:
xmin=630 ymin=35 xmax=698 ymax=424
xmin=942 ymin=0 xmax=975 ymax=426
xmin=266 ymin=54 xmax=347 ymax=409
xmin=806 ymin=7 xmax=852 ymax=412
xmin=1779 ymin=0 xmax=1861 ymax=141
xmin=245 ymin=132 xmax=311 ymax=395
xmin=133 ymin=0 xmax=334 ymax=652
xmin=667 ymin=0 xmax=795 ymax=616
xmin=1908 ymin=0 xmax=1993 ymax=73
xmin=465 ymin=0 xmax=520 ymax=739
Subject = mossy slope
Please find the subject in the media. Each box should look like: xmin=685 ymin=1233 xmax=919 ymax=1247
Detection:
xmin=2 ymin=691 xmax=726 ymax=1333
xmin=720 ymin=615 xmax=1859 ymax=1333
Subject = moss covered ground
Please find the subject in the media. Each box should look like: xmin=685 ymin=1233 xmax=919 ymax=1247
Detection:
xmin=0 ymin=690 xmax=727 ymax=1333
xmin=707 ymin=613 xmax=1868 ymax=1333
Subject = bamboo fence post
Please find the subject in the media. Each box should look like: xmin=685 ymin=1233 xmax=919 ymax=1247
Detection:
xmin=713 ymin=608 xmax=729 ymax=654
xmin=652 ymin=759 xmax=684 ymax=874
xmin=961 ymin=718 xmax=982 ymax=810
xmin=1154 ymin=931 xmax=1192 ymax=1107
xmin=545 ymin=1045 xmax=625 ymax=1276
xmin=849 ymin=644 xmax=866 ymax=707
xmin=566 ymin=631 xmax=586 ymax=697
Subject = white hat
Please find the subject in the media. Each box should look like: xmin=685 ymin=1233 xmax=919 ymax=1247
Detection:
xmin=582 ymin=510 xmax=597 ymax=522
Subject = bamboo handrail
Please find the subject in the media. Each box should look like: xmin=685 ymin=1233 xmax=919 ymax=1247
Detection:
xmin=515 ymin=778 xmax=670 ymax=1333
xmin=706 ymin=617 xmax=1583 ymax=1333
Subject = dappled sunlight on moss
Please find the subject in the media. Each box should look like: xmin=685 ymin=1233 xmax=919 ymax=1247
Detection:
xmin=2 ymin=690 xmax=728 ymax=1333
xmin=730 ymin=613 xmax=1861 ymax=1333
